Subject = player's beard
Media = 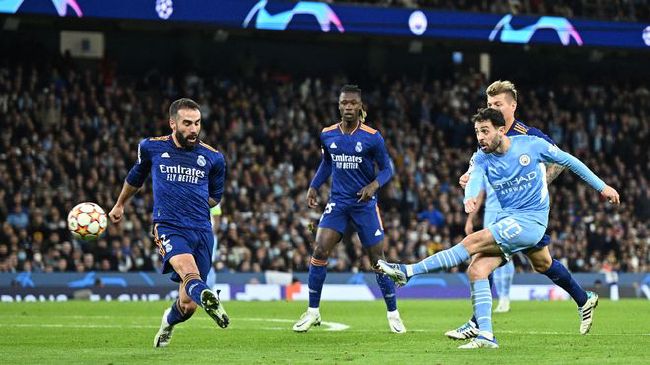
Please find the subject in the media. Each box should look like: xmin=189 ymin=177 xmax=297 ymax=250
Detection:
xmin=483 ymin=134 xmax=502 ymax=154
xmin=176 ymin=130 xmax=198 ymax=150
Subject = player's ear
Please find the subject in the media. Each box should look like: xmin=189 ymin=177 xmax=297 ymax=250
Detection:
xmin=169 ymin=118 xmax=176 ymax=131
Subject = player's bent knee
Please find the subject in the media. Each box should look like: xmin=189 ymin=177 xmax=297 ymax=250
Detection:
xmin=180 ymin=301 xmax=198 ymax=316
xmin=467 ymin=262 xmax=490 ymax=281
xmin=532 ymin=259 xmax=552 ymax=273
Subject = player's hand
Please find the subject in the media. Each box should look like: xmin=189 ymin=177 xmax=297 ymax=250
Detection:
xmin=601 ymin=185 xmax=620 ymax=205
xmin=357 ymin=181 xmax=379 ymax=202
xmin=464 ymin=219 xmax=474 ymax=235
xmin=459 ymin=173 xmax=470 ymax=189
xmin=109 ymin=204 xmax=124 ymax=224
xmin=464 ymin=198 xmax=478 ymax=214
xmin=307 ymin=187 xmax=319 ymax=209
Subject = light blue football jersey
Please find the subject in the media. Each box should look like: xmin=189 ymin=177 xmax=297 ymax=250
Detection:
xmin=466 ymin=135 xmax=606 ymax=227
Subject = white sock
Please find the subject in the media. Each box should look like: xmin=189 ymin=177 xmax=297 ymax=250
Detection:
xmin=387 ymin=309 xmax=400 ymax=317
xmin=307 ymin=307 xmax=320 ymax=315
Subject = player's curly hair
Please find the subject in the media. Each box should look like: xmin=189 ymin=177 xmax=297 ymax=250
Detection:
xmin=472 ymin=107 xmax=506 ymax=127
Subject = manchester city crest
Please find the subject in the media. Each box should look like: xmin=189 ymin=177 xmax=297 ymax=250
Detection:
xmin=197 ymin=155 xmax=206 ymax=167
xmin=519 ymin=154 xmax=531 ymax=166
xmin=355 ymin=141 xmax=363 ymax=153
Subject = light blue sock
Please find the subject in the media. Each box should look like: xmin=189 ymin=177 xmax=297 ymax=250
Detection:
xmin=502 ymin=261 xmax=515 ymax=298
xmin=471 ymin=279 xmax=493 ymax=334
xmin=494 ymin=261 xmax=515 ymax=299
xmin=409 ymin=243 xmax=470 ymax=276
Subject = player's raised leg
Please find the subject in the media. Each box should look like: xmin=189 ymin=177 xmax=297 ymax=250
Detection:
xmin=493 ymin=260 xmax=514 ymax=313
xmin=293 ymin=227 xmax=341 ymax=332
xmin=170 ymin=254 xmax=229 ymax=328
xmin=378 ymin=228 xmax=499 ymax=285
xmin=526 ymin=246 xmax=598 ymax=334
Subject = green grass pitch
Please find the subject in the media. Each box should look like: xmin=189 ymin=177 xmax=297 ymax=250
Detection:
xmin=0 ymin=299 xmax=647 ymax=364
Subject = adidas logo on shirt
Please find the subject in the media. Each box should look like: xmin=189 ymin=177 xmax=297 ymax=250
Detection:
xmin=161 ymin=152 xmax=170 ymax=158
xmin=330 ymin=142 xmax=337 ymax=149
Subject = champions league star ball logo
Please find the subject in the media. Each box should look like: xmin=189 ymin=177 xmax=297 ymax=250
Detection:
xmin=197 ymin=155 xmax=206 ymax=167
xmin=643 ymin=26 xmax=650 ymax=46
xmin=519 ymin=154 xmax=531 ymax=166
xmin=355 ymin=142 xmax=363 ymax=153
xmin=155 ymin=0 xmax=173 ymax=20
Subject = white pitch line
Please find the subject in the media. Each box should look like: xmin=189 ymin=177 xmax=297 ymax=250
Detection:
xmin=0 ymin=317 xmax=350 ymax=332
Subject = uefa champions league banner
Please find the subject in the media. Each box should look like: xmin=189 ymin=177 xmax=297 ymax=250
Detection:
xmin=1 ymin=0 xmax=649 ymax=49
xmin=1 ymin=272 xmax=649 ymax=302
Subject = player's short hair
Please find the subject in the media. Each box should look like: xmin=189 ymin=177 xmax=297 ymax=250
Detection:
xmin=486 ymin=80 xmax=517 ymax=102
xmin=340 ymin=84 xmax=362 ymax=97
xmin=472 ymin=107 xmax=506 ymax=127
xmin=169 ymin=98 xmax=200 ymax=120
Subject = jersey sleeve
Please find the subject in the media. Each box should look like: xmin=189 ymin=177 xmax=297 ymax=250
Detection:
xmin=126 ymin=139 xmax=151 ymax=188
xmin=465 ymin=152 xmax=487 ymax=202
xmin=209 ymin=153 xmax=226 ymax=203
xmin=309 ymin=133 xmax=332 ymax=189
xmin=372 ymin=132 xmax=393 ymax=187
xmin=533 ymin=138 xmax=606 ymax=192
xmin=527 ymin=126 xmax=556 ymax=145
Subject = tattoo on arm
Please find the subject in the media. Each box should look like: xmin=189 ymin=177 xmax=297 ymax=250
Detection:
xmin=545 ymin=163 xmax=565 ymax=184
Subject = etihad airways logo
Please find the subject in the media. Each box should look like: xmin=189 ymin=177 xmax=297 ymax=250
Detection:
xmin=331 ymin=153 xmax=362 ymax=170
xmin=160 ymin=164 xmax=205 ymax=184
xmin=492 ymin=171 xmax=538 ymax=194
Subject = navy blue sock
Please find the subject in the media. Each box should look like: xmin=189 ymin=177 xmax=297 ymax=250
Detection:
xmin=470 ymin=273 xmax=494 ymax=325
xmin=543 ymin=259 xmax=588 ymax=307
xmin=375 ymin=272 xmax=397 ymax=312
xmin=308 ymin=257 xmax=328 ymax=308
xmin=166 ymin=299 xmax=193 ymax=326
xmin=183 ymin=273 xmax=210 ymax=307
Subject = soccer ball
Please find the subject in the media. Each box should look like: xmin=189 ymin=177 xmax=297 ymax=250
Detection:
xmin=68 ymin=202 xmax=108 ymax=241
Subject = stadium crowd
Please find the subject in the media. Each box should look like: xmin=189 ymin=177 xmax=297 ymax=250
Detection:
xmin=331 ymin=0 xmax=650 ymax=22
xmin=0 ymin=60 xmax=648 ymax=276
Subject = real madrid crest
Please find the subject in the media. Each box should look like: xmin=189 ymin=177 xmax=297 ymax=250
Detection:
xmin=519 ymin=154 xmax=530 ymax=166
xmin=355 ymin=141 xmax=363 ymax=153
xmin=197 ymin=155 xmax=206 ymax=167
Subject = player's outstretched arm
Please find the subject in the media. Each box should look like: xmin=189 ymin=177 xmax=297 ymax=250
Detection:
xmin=109 ymin=181 xmax=140 ymax=224
xmin=111 ymin=139 xmax=152 ymax=223
xmin=539 ymin=142 xmax=620 ymax=205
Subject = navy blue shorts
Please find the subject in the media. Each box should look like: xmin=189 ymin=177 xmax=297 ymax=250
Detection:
xmin=318 ymin=200 xmax=384 ymax=247
xmin=153 ymin=223 xmax=214 ymax=283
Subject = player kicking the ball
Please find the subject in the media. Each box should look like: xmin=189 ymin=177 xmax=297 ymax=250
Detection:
xmin=379 ymin=108 xmax=619 ymax=348
xmin=109 ymin=98 xmax=229 ymax=347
